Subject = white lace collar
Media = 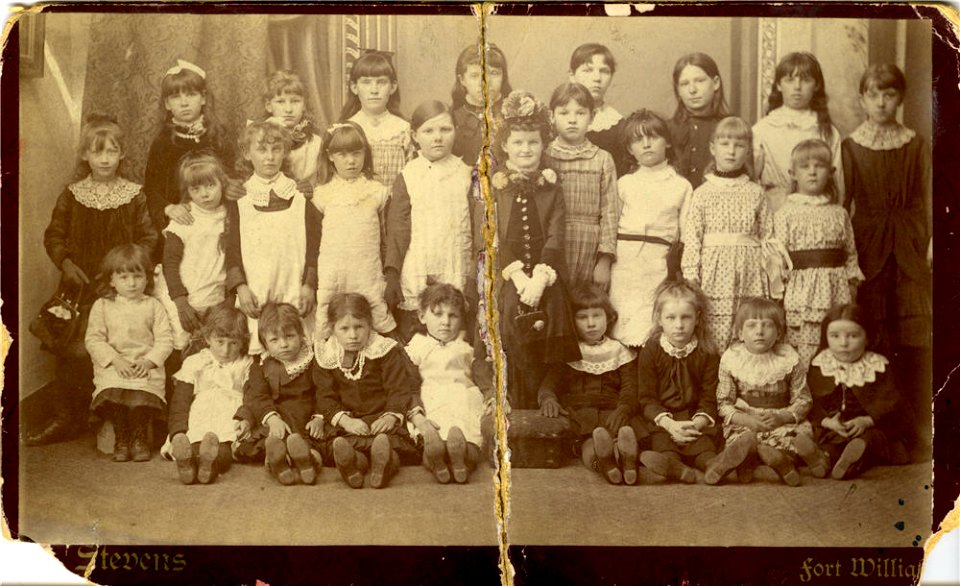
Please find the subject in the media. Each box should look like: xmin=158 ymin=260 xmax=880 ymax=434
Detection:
xmin=262 ymin=341 xmax=314 ymax=378
xmin=703 ymin=173 xmax=754 ymax=189
xmin=315 ymin=333 xmax=397 ymax=369
xmin=350 ymin=110 xmax=410 ymax=142
xmin=659 ymin=335 xmax=698 ymax=359
xmin=633 ymin=161 xmax=677 ymax=182
xmin=849 ymin=121 xmax=915 ymax=151
xmin=589 ymin=105 xmax=623 ymax=133
xmin=787 ymin=193 xmax=830 ymax=206
xmin=811 ymin=350 xmax=888 ymax=388
xmin=720 ymin=342 xmax=799 ymax=387
xmin=764 ymin=107 xmax=818 ymax=131
xmin=547 ymin=138 xmax=599 ymax=161
xmin=244 ymin=172 xmax=299 ymax=207
xmin=568 ymin=337 xmax=636 ymax=375
xmin=69 ymin=176 xmax=141 ymax=211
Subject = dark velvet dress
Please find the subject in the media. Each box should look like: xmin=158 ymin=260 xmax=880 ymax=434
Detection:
xmin=452 ymin=100 xmax=501 ymax=167
xmin=668 ymin=113 xmax=722 ymax=189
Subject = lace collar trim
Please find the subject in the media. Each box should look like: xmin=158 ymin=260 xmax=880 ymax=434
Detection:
xmin=811 ymin=350 xmax=888 ymax=388
xmin=172 ymin=115 xmax=207 ymax=143
xmin=720 ymin=342 xmax=799 ymax=387
xmin=764 ymin=107 xmax=818 ymax=131
xmin=261 ymin=342 xmax=314 ymax=378
xmin=567 ymin=337 xmax=636 ymax=375
xmin=659 ymin=335 xmax=698 ymax=359
xmin=244 ymin=172 xmax=299 ymax=207
xmin=69 ymin=176 xmax=141 ymax=211
xmin=350 ymin=111 xmax=410 ymax=142
xmin=703 ymin=173 xmax=754 ymax=189
xmin=547 ymin=139 xmax=599 ymax=161
xmin=590 ymin=105 xmax=623 ymax=133
xmin=315 ymin=333 xmax=397 ymax=369
xmin=849 ymin=121 xmax=915 ymax=151
xmin=787 ymin=193 xmax=831 ymax=206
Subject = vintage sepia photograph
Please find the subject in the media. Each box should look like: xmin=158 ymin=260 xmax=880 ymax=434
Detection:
xmin=4 ymin=2 xmax=953 ymax=583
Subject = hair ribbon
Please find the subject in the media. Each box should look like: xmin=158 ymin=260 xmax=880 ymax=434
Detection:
xmin=165 ymin=59 xmax=206 ymax=79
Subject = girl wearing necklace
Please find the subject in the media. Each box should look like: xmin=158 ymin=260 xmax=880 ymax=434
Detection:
xmin=27 ymin=115 xmax=158 ymax=446
xmin=314 ymin=293 xmax=423 ymax=489
xmin=143 ymin=60 xmax=237 ymax=258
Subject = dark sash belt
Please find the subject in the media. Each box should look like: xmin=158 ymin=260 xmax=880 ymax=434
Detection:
xmin=789 ymin=248 xmax=846 ymax=270
xmin=617 ymin=233 xmax=672 ymax=246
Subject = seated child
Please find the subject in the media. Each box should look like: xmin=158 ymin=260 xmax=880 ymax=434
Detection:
xmin=168 ymin=306 xmax=253 ymax=484
xmin=235 ymin=302 xmax=323 ymax=486
xmin=314 ymin=293 xmax=423 ymax=489
xmin=807 ymin=304 xmax=911 ymax=479
xmin=709 ymin=297 xmax=823 ymax=486
xmin=405 ymin=283 xmax=485 ymax=484
xmin=538 ymin=284 xmax=641 ymax=485
xmin=636 ymin=280 xmax=721 ymax=484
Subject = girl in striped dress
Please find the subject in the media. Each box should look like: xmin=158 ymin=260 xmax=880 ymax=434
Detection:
xmin=339 ymin=51 xmax=413 ymax=188
xmin=544 ymin=82 xmax=619 ymax=290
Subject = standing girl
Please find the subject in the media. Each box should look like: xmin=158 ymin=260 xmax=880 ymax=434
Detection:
xmin=842 ymin=64 xmax=931 ymax=446
xmin=313 ymin=122 xmax=396 ymax=339
xmin=682 ymin=116 xmax=772 ymax=352
xmin=538 ymin=284 xmax=640 ymax=485
xmin=710 ymin=298 xmax=823 ymax=486
xmin=262 ymin=70 xmax=323 ymax=191
xmin=157 ymin=152 xmax=230 ymax=352
xmin=774 ymin=139 xmax=863 ymax=365
xmin=807 ymin=304 xmax=912 ymax=479
xmin=168 ymin=306 xmax=253 ymax=484
xmin=339 ymin=51 xmax=413 ymax=188
xmin=406 ymin=284 xmax=486 ymax=484
xmin=608 ymin=109 xmax=692 ymax=348
xmin=28 ymin=115 xmax=158 ymax=446
xmin=753 ymin=52 xmax=843 ymax=212
xmin=383 ymin=101 xmax=478 ymax=341
xmin=451 ymin=43 xmax=512 ymax=166
xmin=84 ymin=244 xmax=173 ymax=462
xmin=144 ymin=60 xmax=237 ymax=251
xmin=636 ymin=280 xmax=721 ymax=485
xmin=668 ymin=52 xmax=731 ymax=189
xmin=493 ymin=90 xmax=581 ymax=409
xmin=314 ymin=294 xmax=423 ymax=489
xmin=568 ymin=43 xmax=629 ymax=176
xmin=224 ymin=122 xmax=322 ymax=355
xmin=544 ymin=82 xmax=619 ymax=290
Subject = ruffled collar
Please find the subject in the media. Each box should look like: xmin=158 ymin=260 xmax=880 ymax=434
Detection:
xmin=633 ymin=161 xmax=677 ymax=182
xmin=589 ymin=104 xmax=623 ymax=133
xmin=244 ymin=172 xmax=299 ymax=207
xmin=764 ymin=107 xmax=818 ymax=131
xmin=659 ymin=335 xmax=698 ymax=359
xmin=849 ymin=121 xmax=915 ymax=151
xmin=69 ymin=176 xmax=141 ymax=210
xmin=262 ymin=342 xmax=314 ymax=378
xmin=289 ymin=118 xmax=316 ymax=149
xmin=787 ymin=193 xmax=830 ymax=206
xmin=720 ymin=342 xmax=799 ymax=387
xmin=567 ymin=337 xmax=636 ymax=375
xmin=491 ymin=165 xmax=558 ymax=195
xmin=703 ymin=172 xmax=754 ymax=189
xmin=315 ymin=333 xmax=397 ymax=369
xmin=811 ymin=350 xmax=888 ymax=388
xmin=350 ymin=110 xmax=409 ymax=142
xmin=547 ymin=138 xmax=598 ymax=161
xmin=172 ymin=115 xmax=207 ymax=143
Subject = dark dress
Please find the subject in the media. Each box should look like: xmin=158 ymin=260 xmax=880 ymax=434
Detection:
xmin=668 ymin=113 xmax=722 ymax=189
xmin=452 ymin=100 xmax=501 ymax=167
xmin=807 ymin=351 xmax=911 ymax=469
xmin=495 ymin=166 xmax=581 ymax=408
xmin=636 ymin=334 xmax=720 ymax=459
xmin=588 ymin=118 xmax=629 ymax=178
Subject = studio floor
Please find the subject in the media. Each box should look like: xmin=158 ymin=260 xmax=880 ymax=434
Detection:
xmin=16 ymin=430 xmax=932 ymax=548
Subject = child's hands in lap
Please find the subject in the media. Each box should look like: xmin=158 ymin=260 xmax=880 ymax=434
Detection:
xmin=165 ymin=203 xmax=195 ymax=226
xmin=844 ymin=415 xmax=874 ymax=438
xmin=369 ymin=414 xmax=399 ymax=434
xmin=739 ymin=413 xmax=773 ymax=433
xmin=112 ymin=356 xmax=139 ymax=379
xmin=540 ymin=397 xmax=565 ymax=418
xmin=298 ymin=284 xmax=316 ymax=317
xmin=266 ymin=413 xmax=291 ymax=439
xmin=604 ymin=405 xmax=631 ymax=431
xmin=61 ymin=259 xmax=90 ymax=286
xmin=340 ymin=416 xmax=371 ymax=436
xmin=663 ymin=418 xmax=701 ymax=445
xmin=234 ymin=419 xmax=251 ymax=441
xmin=237 ymin=285 xmax=260 ymax=318
xmin=821 ymin=413 xmax=849 ymax=437
xmin=174 ymin=296 xmax=201 ymax=332
xmin=306 ymin=417 xmax=325 ymax=440
xmin=758 ymin=412 xmax=783 ymax=430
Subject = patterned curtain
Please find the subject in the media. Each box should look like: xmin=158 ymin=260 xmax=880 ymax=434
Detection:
xmin=80 ymin=14 xmax=270 ymax=183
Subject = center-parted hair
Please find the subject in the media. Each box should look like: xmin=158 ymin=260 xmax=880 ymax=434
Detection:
xmin=316 ymin=121 xmax=374 ymax=185
xmin=452 ymin=43 xmax=512 ymax=109
xmin=177 ymin=151 xmax=229 ymax=204
xmin=160 ymin=63 xmax=228 ymax=150
xmin=338 ymin=52 xmax=402 ymax=121
xmin=790 ymin=138 xmax=838 ymax=202
xmin=705 ymin=116 xmax=755 ymax=180
xmin=257 ymin=302 xmax=304 ymax=345
xmin=327 ymin=292 xmax=374 ymax=327
xmin=767 ymin=52 xmax=833 ymax=140
xmin=98 ymin=243 xmax=154 ymax=299
xmin=646 ymin=279 xmax=716 ymax=355
xmin=671 ymin=52 xmax=730 ymax=123
xmin=410 ymin=101 xmax=455 ymax=156
xmin=817 ymin=303 xmax=874 ymax=354
xmin=202 ymin=305 xmax=251 ymax=354
xmin=619 ymin=109 xmax=674 ymax=169
xmin=569 ymin=283 xmax=618 ymax=336
xmin=732 ymin=297 xmax=787 ymax=346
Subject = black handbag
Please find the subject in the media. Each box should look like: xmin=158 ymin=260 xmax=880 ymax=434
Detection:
xmin=514 ymin=305 xmax=548 ymax=343
xmin=29 ymin=284 xmax=85 ymax=355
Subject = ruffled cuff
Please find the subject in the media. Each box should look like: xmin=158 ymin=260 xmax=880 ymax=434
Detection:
xmin=532 ymin=263 xmax=557 ymax=287
xmin=502 ymin=260 xmax=525 ymax=281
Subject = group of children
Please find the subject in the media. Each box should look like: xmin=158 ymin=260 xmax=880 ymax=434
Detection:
xmin=28 ymin=40 xmax=929 ymax=490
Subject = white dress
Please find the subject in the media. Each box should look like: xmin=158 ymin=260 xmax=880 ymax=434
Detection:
xmin=405 ymin=333 xmax=485 ymax=445
xmin=608 ymin=162 xmax=692 ymax=346
xmin=313 ymin=175 xmax=396 ymax=337
xmin=174 ymin=349 xmax=253 ymax=443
